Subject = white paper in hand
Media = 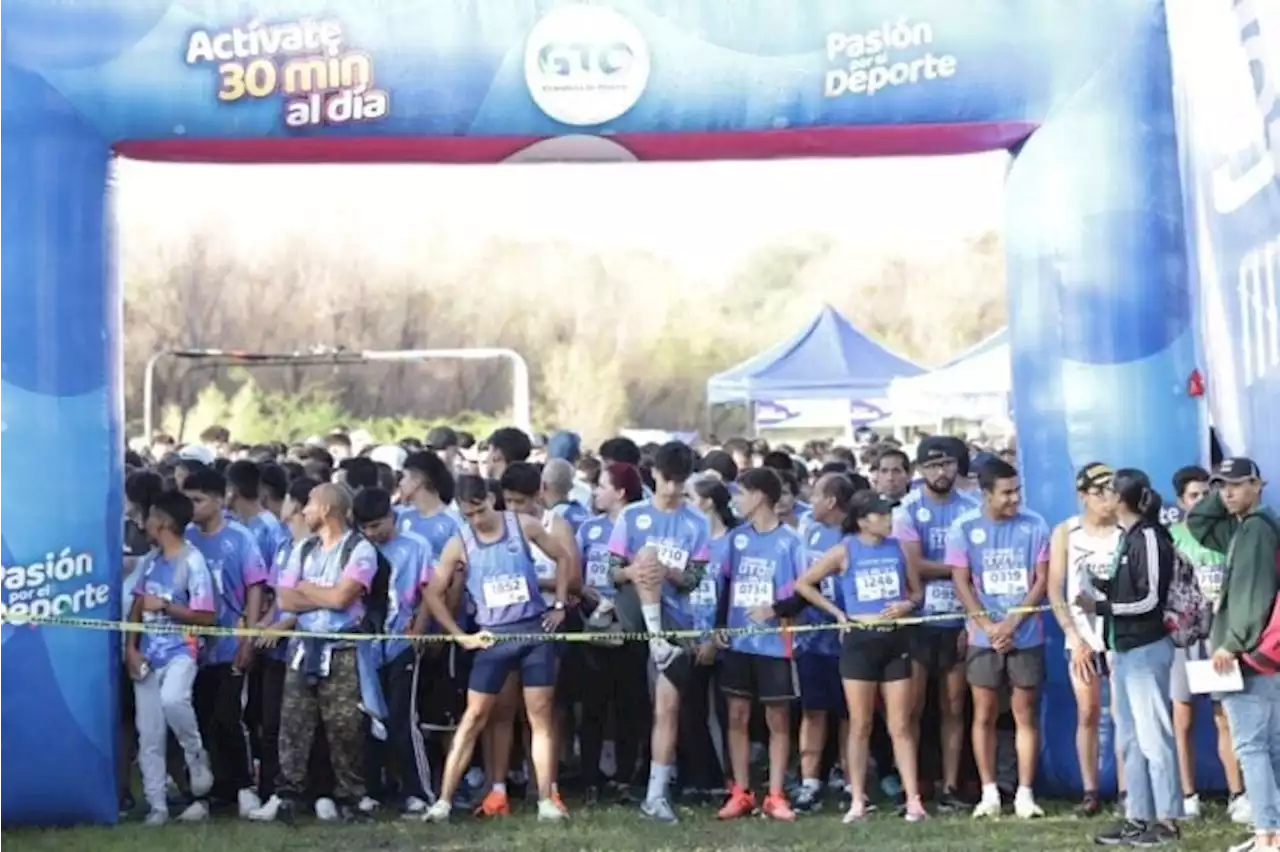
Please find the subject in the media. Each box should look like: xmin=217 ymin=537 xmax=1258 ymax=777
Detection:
xmin=1185 ymin=658 xmax=1244 ymax=695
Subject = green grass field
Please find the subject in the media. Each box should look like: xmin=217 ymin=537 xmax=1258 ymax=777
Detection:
xmin=1 ymin=799 xmax=1251 ymax=852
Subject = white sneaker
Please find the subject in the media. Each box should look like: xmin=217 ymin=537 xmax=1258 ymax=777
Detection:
xmin=315 ymin=797 xmax=340 ymax=821
xmin=237 ymin=787 xmax=262 ymax=819
xmin=358 ymin=796 xmax=380 ymax=814
xmin=972 ymin=797 xmax=1001 ymax=819
xmin=402 ymin=796 xmax=429 ymax=818
xmin=176 ymin=800 xmax=209 ymax=822
xmin=188 ymin=759 xmax=214 ymax=799
xmin=144 ymin=809 xmax=168 ymax=827
xmin=248 ymin=795 xmax=282 ymax=822
xmin=1014 ymin=794 xmax=1044 ymax=819
xmin=1229 ymin=794 xmax=1253 ymax=825
xmin=1227 ymin=838 xmax=1257 ymax=852
xmin=1181 ymin=793 xmax=1200 ymax=819
xmin=422 ymin=799 xmax=452 ymax=824
xmin=648 ymin=637 xmax=682 ymax=670
xmin=537 ymin=798 xmax=569 ymax=822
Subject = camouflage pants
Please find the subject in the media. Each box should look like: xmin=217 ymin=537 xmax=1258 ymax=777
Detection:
xmin=275 ymin=647 xmax=366 ymax=803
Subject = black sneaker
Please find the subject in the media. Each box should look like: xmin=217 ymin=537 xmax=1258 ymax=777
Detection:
xmin=936 ymin=788 xmax=971 ymax=813
xmin=1075 ymin=793 xmax=1103 ymax=818
xmin=340 ymin=804 xmax=375 ymax=823
xmin=1095 ymin=819 xmax=1147 ymax=846
xmin=583 ymin=786 xmax=600 ymax=808
xmin=792 ymin=785 xmax=823 ymax=814
xmin=1130 ymin=822 xmax=1179 ymax=847
xmin=119 ymin=792 xmax=137 ymax=816
xmin=276 ymin=798 xmax=298 ymax=826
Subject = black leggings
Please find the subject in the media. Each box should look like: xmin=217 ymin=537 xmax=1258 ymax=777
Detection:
xmin=677 ymin=660 xmax=728 ymax=791
xmin=579 ymin=642 xmax=649 ymax=788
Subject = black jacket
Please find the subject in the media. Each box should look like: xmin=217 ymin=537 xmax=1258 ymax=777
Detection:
xmin=1092 ymin=519 xmax=1173 ymax=652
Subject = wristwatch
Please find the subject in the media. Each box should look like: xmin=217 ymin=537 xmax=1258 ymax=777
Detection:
xmin=552 ymin=600 xmax=567 ymax=611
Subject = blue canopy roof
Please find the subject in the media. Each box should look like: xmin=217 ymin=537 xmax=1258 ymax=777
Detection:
xmin=706 ymin=305 xmax=924 ymax=404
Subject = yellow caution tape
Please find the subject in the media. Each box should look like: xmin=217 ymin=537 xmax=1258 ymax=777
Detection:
xmin=0 ymin=604 xmax=1061 ymax=646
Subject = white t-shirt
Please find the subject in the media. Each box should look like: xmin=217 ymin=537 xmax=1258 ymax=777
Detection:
xmin=1065 ymin=516 xmax=1122 ymax=651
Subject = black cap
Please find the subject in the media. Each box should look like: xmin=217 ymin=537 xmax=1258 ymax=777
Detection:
xmin=1210 ymin=457 xmax=1261 ymax=484
xmin=1074 ymin=462 xmax=1114 ymax=492
xmin=849 ymin=490 xmax=900 ymax=518
xmin=916 ymin=436 xmax=961 ymax=465
xmin=425 ymin=426 xmax=458 ymax=450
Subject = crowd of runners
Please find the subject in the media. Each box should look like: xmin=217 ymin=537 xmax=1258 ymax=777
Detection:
xmin=119 ymin=424 xmax=1280 ymax=849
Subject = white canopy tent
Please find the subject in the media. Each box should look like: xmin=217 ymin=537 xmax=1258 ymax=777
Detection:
xmin=886 ymin=329 xmax=1011 ymax=424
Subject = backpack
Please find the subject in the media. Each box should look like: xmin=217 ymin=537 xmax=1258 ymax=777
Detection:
xmin=298 ymin=533 xmax=393 ymax=634
xmin=1240 ymin=514 xmax=1280 ymax=674
xmin=1163 ymin=550 xmax=1213 ymax=648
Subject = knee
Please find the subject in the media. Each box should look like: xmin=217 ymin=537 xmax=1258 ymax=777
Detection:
xmin=726 ymin=700 xmax=751 ymax=730
xmin=972 ymin=701 xmax=999 ymax=728
xmin=848 ymin=716 xmax=874 ymax=742
xmin=764 ymin=705 xmax=790 ymax=735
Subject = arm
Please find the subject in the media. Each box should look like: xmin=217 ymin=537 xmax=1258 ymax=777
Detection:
xmin=1046 ymin=523 xmax=1080 ymax=643
xmin=1186 ymin=490 xmax=1237 ymax=553
xmin=1215 ymin=517 xmax=1280 ymax=654
xmin=169 ymin=558 xmax=217 ymax=627
xmin=902 ymin=540 xmax=924 ymax=609
xmin=669 ymin=560 xmax=706 ymax=593
xmin=125 ymin=592 xmax=144 ymax=653
xmin=1098 ymin=528 xmax=1161 ymax=617
xmin=275 ymin=542 xmax=320 ymax=614
xmin=424 ymin=537 xmax=468 ymax=637
xmin=893 ymin=508 xmax=951 ymax=580
xmin=1001 ymin=525 xmax=1051 ymax=629
xmin=524 ymin=515 xmax=579 ymax=600
xmin=795 ymin=544 xmax=847 ymax=621
xmin=293 ymin=539 xmax=375 ymax=611
xmin=946 ymin=527 xmax=991 ymax=630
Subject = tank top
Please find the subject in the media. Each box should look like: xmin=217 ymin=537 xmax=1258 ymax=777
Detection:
xmin=460 ymin=511 xmax=545 ymax=629
xmin=1064 ymin=515 xmax=1122 ymax=651
xmin=530 ymin=510 xmax=559 ymax=606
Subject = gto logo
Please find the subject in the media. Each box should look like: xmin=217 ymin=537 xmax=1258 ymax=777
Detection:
xmin=537 ymin=41 xmax=635 ymax=77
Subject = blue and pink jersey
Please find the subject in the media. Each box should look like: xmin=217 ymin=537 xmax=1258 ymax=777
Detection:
xmin=725 ymin=522 xmax=804 ymax=658
xmin=133 ymin=545 xmax=216 ymax=668
xmin=839 ymin=535 xmax=911 ymax=619
xmin=244 ymin=509 xmax=289 ymax=573
xmin=460 ymin=512 xmax=545 ymax=630
xmin=797 ymin=521 xmax=846 ymax=656
xmin=278 ymin=531 xmax=379 ymax=634
xmin=378 ymin=530 xmax=434 ymax=662
xmin=892 ymin=489 xmax=979 ymax=621
xmin=397 ymin=505 xmax=461 ymax=559
xmin=578 ymin=514 xmax=616 ymax=599
xmin=607 ymin=501 xmax=711 ymax=630
xmin=185 ymin=520 xmax=267 ymax=664
xmin=944 ymin=507 xmax=1051 ymax=649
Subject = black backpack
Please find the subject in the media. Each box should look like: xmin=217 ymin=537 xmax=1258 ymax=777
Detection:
xmin=297 ymin=532 xmax=394 ymax=634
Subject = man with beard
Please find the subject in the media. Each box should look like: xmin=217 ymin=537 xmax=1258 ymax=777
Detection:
xmin=892 ymin=438 xmax=979 ymax=811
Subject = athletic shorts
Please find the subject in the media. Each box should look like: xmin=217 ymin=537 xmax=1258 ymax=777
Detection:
xmin=912 ymin=626 xmax=965 ymax=673
xmin=966 ymin=645 xmax=1045 ymax=690
xmin=468 ymin=617 xmax=560 ymax=695
xmin=1169 ymin=642 xmax=1211 ymax=704
xmin=416 ymin=644 xmax=468 ymax=732
xmin=839 ymin=627 xmax=914 ymax=683
xmin=796 ymin=653 xmax=845 ymax=714
xmin=719 ymin=650 xmax=797 ymax=703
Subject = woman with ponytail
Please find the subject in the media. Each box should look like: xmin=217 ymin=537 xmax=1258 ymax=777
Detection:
xmin=1076 ymin=468 xmax=1181 ymax=846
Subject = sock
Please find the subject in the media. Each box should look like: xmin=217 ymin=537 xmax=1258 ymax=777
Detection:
xmin=802 ymin=778 xmax=822 ymax=793
xmin=1016 ymin=785 xmax=1034 ymax=802
xmin=646 ymin=763 xmax=672 ymax=802
xmin=641 ymin=603 xmax=663 ymax=635
xmin=982 ymin=783 xmax=1000 ymax=802
xmin=491 ymin=782 xmax=506 ymax=796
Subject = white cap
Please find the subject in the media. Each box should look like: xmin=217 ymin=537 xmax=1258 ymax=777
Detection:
xmin=177 ymin=444 xmax=216 ymax=466
xmin=370 ymin=444 xmax=408 ymax=472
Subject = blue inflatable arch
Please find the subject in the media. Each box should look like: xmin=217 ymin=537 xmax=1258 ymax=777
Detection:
xmin=7 ymin=0 xmax=1269 ymax=826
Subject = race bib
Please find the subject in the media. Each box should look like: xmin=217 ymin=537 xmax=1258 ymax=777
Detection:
xmin=656 ymin=543 xmax=690 ymax=571
xmin=1196 ymin=564 xmax=1225 ymax=603
xmin=855 ymin=568 xmax=900 ymax=603
xmin=983 ymin=567 xmax=1029 ymax=597
xmin=690 ymin=577 xmax=717 ymax=608
xmin=923 ymin=581 xmax=961 ymax=613
xmin=586 ymin=558 xmax=611 ymax=589
xmin=483 ymin=575 xmax=531 ymax=609
xmin=732 ymin=578 xmax=773 ymax=608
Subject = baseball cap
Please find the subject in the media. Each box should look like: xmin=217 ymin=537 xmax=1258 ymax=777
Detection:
xmin=1074 ymin=462 xmax=1115 ymax=492
xmin=546 ymin=430 xmax=582 ymax=463
xmin=849 ymin=490 xmax=900 ymax=519
xmin=177 ymin=444 xmax=216 ymax=466
xmin=1211 ymin=457 xmax=1261 ymax=484
xmin=425 ymin=426 xmax=458 ymax=450
xmin=916 ymin=436 xmax=961 ymax=465
xmin=370 ymin=444 xmax=408 ymax=472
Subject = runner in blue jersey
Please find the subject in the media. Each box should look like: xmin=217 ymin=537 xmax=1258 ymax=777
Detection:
xmin=226 ymin=461 xmax=289 ymax=572
xmin=716 ymin=468 xmax=806 ymax=823
xmin=181 ymin=467 xmax=268 ymax=815
xmin=397 ymin=450 xmax=461 ymax=558
xmin=946 ymin=457 xmax=1050 ymax=820
xmin=577 ymin=462 xmax=649 ymax=803
xmin=542 ymin=459 xmax=590 ymax=536
xmin=792 ymin=472 xmax=860 ymax=813
xmin=891 ymin=437 xmax=979 ymax=812
xmin=353 ymin=487 xmax=436 ymax=817
xmin=606 ymin=441 xmax=710 ymax=824
xmin=797 ymin=489 xmax=926 ymax=824
xmin=421 ymin=475 xmax=575 ymax=825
